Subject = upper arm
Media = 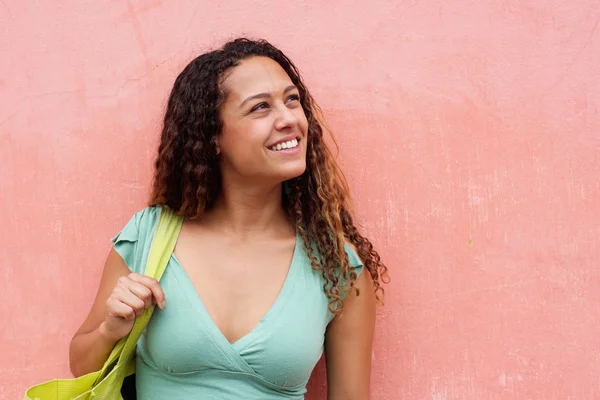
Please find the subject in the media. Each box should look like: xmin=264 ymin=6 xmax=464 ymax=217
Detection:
xmin=72 ymin=248 xmax=131 ymax=337
xmin=325 ymin=248 xmax=376 ymax=400
xmin=72 ymin=210 xmax=145 ymax=338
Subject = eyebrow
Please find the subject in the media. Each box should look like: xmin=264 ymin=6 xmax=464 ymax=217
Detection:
xmin=239 ymin=85 xmax=298 ymax=108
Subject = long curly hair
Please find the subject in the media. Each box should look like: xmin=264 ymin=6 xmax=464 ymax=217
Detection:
xmin=149 ymin=38 xmax=388 ymax=313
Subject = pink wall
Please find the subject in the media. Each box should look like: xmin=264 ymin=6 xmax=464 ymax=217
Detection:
xmin=1 ymin=1 xmax=599 ymax=399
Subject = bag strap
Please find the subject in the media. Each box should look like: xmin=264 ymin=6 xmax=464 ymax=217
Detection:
xmin=99 ymin=207 xmax=183 ymax=374
xmin=143 ymin=207 xmax=184 ymax=281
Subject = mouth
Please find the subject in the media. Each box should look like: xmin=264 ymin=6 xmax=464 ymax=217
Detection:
xmin=268 ymin=137 xmax=301 ymax=152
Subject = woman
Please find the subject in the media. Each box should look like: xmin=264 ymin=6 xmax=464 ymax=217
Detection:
xmin=69 ymin=38 xmax=388 ymax=399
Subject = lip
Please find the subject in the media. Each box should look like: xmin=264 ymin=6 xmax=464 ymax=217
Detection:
xmin=266 ymin=134 xmax=301 ymax=148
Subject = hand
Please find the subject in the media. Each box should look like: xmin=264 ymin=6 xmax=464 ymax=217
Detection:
xmin=99 ymin=273 xmax=166 ymax=342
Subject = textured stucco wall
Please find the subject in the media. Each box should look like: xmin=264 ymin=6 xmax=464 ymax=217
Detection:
xmin=1 ymin=1 xmax=599 ymax=399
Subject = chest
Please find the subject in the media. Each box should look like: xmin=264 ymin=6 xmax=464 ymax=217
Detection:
xmin=173 ymin=229 xmax=297 ymax=344
xmin=137 ymin=243 xmax=332 ymax=390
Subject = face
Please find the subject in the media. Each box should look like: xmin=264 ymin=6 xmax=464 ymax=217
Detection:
xmin=216 ymin=56 xmax=308 ymax=185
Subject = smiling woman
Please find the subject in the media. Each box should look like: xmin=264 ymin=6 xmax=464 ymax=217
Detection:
xmin=217 ymin=57 xmax=309 ymax=185
xmin=68 ymin=38 xmax=388 ymax=400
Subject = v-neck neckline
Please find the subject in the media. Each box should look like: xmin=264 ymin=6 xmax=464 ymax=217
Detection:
xmin=170 ymin=231 xmax=301 ymax=352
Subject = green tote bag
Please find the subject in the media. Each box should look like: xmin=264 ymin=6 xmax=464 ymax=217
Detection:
xmin=24 ymin=207 xmax=183 ymax=400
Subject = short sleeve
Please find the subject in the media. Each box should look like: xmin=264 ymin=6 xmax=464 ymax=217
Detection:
xmin=323 ymin=242 xmax=366 ymax=321
xmin=110 ymin=207 xmax=161 ymax=274
xmin=343 ymin=242 xmax=364 ymax=278
xmin=111 ymin=213 xmax=142 ymax=273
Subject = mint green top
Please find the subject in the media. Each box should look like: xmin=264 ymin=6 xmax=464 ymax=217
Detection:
xmin=111 ymin=206 xmax=363 ymax=399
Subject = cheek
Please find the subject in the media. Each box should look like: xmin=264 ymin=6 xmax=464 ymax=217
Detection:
xmin=219 ymin=128 xmax=244 ymax=160
xmin=220 ymin=124 xmax=267 ymax=160
xmin=297 ymin=110 xmax=309 ymax=135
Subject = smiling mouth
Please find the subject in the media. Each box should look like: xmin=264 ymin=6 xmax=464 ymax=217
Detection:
xmin=269 ymin=138 xmax=300 ymax=152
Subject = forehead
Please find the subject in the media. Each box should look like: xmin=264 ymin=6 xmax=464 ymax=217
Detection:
xmin=221 ymin=56 xmax=293 ymax=100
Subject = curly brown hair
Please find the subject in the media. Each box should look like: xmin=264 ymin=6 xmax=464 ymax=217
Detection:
xmin=149 ymin=38 xmax=388 ymax=313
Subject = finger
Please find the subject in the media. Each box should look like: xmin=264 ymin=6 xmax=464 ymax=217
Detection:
xmin=127 ymin=282 xmax=153 ymax=309
xmin=128 ymin=273 xmax=166 ymax=309
xmin=115 ymin=290 xmax=146 ymax=317
xmin=107 ymin=299 xmax=136 ymax=321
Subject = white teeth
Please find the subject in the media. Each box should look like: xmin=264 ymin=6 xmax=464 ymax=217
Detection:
xmin=270 ymin=138 xmax=299 ymax=152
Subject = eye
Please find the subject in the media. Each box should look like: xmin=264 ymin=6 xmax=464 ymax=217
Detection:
xmin=286 ymin=94 xmax=300 ymax=103
xmin=251 ymin=102 xmax=269 ymax=112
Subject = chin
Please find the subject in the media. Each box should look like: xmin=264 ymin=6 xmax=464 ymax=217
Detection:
xmin=276 ymin=162 xmax=306 ymax=182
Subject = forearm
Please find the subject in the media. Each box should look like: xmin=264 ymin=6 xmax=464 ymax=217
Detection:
xmin=69 ymin=322 xmax=119 ymax=377
xmin=328 ymin=382 xmax=370 ymax=400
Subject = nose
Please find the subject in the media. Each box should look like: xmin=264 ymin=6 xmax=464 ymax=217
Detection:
xmin=274 ymin=105 xmax=299 ymax=131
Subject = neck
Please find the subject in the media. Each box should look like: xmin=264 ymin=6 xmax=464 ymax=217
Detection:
xmin=203 ymin=180 xmax=292 ymax=239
